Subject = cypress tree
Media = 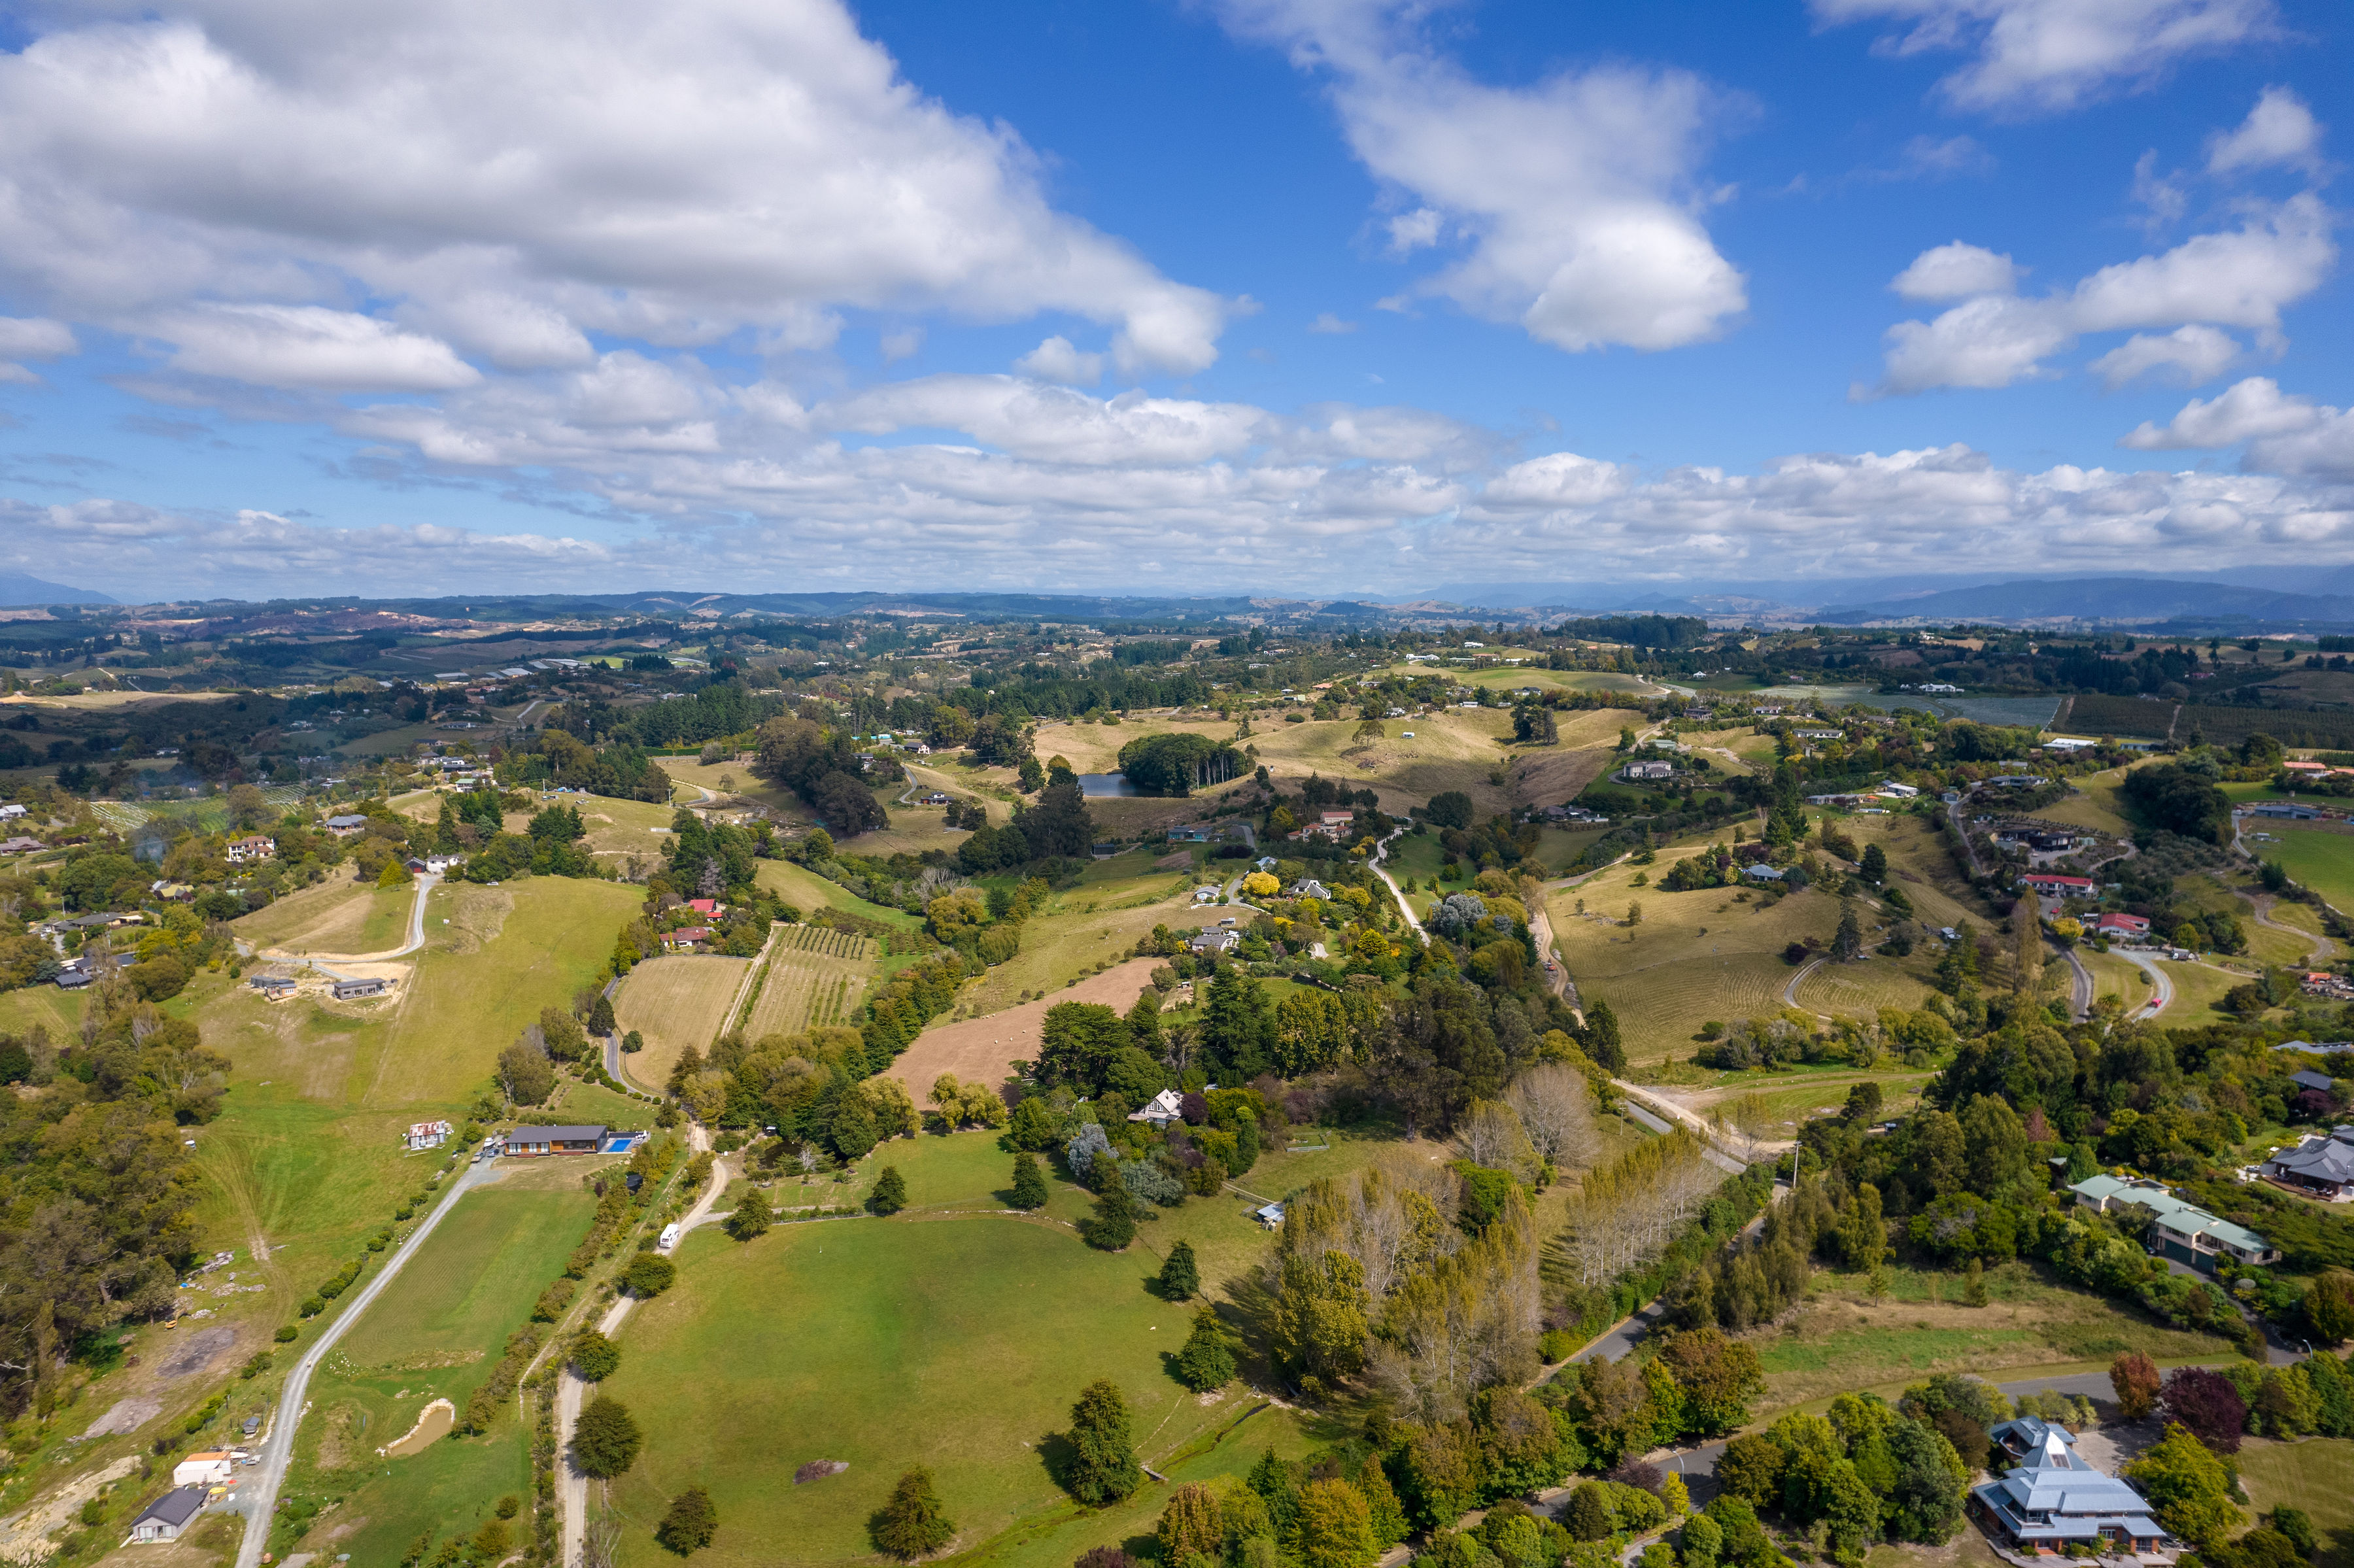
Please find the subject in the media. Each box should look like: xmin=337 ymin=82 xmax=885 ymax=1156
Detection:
xmin=1584 ymin=998 xmax=1626 ymax=1073
xmin=1065 ymin=1380 xmax=1143 ymax=1505
xmin=870 ymin=1469 xmax=954 ymax=1559
xmin=869 ymin=1166 xmax=908 ymax=1216
xmin=1157 ymin=1240 xmax=1200 ymax=1301
xmin=1009 ymin=1152 xmax=1049 ymax=1210
xmin=1083 ymin=1189 xmax=1136 ymax=1251
xmin=1171 ymin=1304 xmax=1236 ymax=1392
xmin=588 ymin=992 xmax=617 ymax=1036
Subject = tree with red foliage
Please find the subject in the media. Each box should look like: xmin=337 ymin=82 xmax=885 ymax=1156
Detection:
xmin=2109 ymin=1351 xmax=2162 ymax=1420
xmin=2160 ymin=1366 xmax=2247 ymax=1454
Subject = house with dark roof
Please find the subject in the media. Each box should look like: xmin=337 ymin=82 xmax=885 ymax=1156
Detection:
xmin=2262 ymin=1125 xmax=2354 ymax=1201
xmin=128 ymin=1486 xmax=208 ymax=1544
xmin=1970 ymin=1419 xmax=2168 ymax=1556
xmin=504 ymin=1125 xmax=609 ymax=1155
xmin=1187 ymin=929 xmax=1240 ymax=956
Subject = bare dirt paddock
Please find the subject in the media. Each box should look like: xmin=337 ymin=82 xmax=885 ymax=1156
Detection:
xmin=883 ymin=958 xmax=1164 ymax=1098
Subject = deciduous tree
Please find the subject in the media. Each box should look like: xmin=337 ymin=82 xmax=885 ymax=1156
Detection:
xmin=571 ymin=1395 xmax=641 ymax=1478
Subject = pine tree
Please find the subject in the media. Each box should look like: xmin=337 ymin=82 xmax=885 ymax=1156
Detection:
xmin=1583 ymin=998 xmax=1626 ymax=1074
xmin=1065 ymin=1380 xmax=1143 ymax=1505
xmin=1157 ymin=1240 xmax=1200 ymax=1301
xmin=1965 ymin=1256 xmax=1987 ymax=1306
xmin=1172 ymin=1304 xmax=1237 ymax=1392
xmin=1009 ymin=1151 xmax=1049 ymax=1210
xmin=1860 ymin=842 xmax=1887 ymax=883
xmin=870 ymin=1469 xmax=955 ymax=1560
xmin=588 ymin=992 xmax=617 ymax=1037
xmin=657 ymin=1486 xmax=718 ymax=1556
xmin=1831 ymin=902 xmax=1863 ymax=963
xmin=868 ymin=1166 xmax=908 ymax=1216
xmin=1083 ymin=1189 xmax=1136 ymax=1251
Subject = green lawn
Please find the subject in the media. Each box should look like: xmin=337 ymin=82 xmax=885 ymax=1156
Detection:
xmin=283 ymin=1174 xmax=600 ymax=1567
xmin=2238 ymin=1438 xmax=2354 ymax=1568
xmin=377 ymin=877 xmax=643 ymax=1107
xmin=598 ymin=1127 xmax=1381 ymax=1568
xmin=2253 ymin=826 xmax=2354 ymax=915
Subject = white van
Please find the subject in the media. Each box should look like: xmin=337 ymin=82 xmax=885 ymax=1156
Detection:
xmin=658 ymin=1222 xmax=682 ymax=1252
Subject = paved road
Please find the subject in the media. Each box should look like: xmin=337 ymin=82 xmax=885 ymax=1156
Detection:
xmin=2111 ymin=947 xmax=2175 ymax=1018
xmin=231 ymin=1157 xmax=505 ymax=1568
xmin=2062 ymin=946 xmax=2095 ymax=1020
xmin=557 ymin=1128 xmax=725 ymax=1568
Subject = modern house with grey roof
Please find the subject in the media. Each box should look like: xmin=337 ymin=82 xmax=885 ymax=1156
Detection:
xmin=128 ymin=1486 xmax=208 ymax=1543
xmin=2067 ymin=1175 xmax=2279 ymax=1270
xmin=1971 ymin=1419 xmax=2169 ymax=1556
xmin=2262 ymin=1125 xmax=2354 ymax=1201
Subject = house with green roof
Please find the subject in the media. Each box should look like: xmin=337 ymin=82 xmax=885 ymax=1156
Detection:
xmin=2068 ymin=1175 xmax=2277 ymax=1272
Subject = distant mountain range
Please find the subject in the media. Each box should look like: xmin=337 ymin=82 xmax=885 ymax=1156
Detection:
xmin=1817 ymin=577 xmax=2354 ymax=625
xmin=0 ymin=573 xmax=114 ymax=607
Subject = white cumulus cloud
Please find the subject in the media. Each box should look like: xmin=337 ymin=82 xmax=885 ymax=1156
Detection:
xmin=1869 ymin=194 xmax=2334 ymax=394
xmin=0 ymin=0 xmax=1229 ymax=389
xmin=2119 ymin=375 xmax=2325 ymax=448
xmin=2087 ymin=324 xmax=2242 ymax=388
xmin=2207 ymin=85 xmax=2324 ymax=175
xmin=1216 ymin=0 xmax=1747 ymax=353
xmin=156 ymin=305 xmax=483 ymax=392
xmin=1891 ymin=242 xmax=2022 ymax=300
xmin=1811 ymin=0 xmax=2279 ymax=116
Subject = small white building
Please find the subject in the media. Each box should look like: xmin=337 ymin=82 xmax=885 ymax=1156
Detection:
xmin=172 ymin=1453 xmax=235 ymax=1489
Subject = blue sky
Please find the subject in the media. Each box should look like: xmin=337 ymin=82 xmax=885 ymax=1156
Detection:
xmin=0 ymin=0 xmax=2347 ymax=602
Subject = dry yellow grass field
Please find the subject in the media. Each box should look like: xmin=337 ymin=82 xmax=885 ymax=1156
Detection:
xmin=1547 ymin=833 xmax=1949 ymax=1067
xmin=235 ymin=875 xmax=412 ymax=955
xmin=2036 ymin=767 xmax=2138 ymax=837
xmin=743 ymin=923 xmax=877 ymax=1038
xmin=613 ymin=953 xmax=749 ymax=1090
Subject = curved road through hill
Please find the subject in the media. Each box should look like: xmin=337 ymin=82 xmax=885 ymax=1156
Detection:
xmin=231 ymin=1156 xmax=503 ymax=1568
xmin=243 ymin=872 xmax=441 ymax=973
xmin=2112 ymin=947 xmax=2176 ymax=1019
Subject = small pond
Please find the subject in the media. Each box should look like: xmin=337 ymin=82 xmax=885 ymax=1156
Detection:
xmin=1078 ymin=772 xmax=1142 ymax=797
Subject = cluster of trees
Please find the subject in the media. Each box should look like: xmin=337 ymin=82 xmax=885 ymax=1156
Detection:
xmin=1709 ymin=1387 xmax=1972 ymax=1561
xmin=0 ymin=985 xmax=220 ymax=1414
xmin=753 ymin=716 xmax=892 ymax=836
xmin=1787 ymin=1008 xmax=2354 ymax=1347
xmin=502 ymin=728 xmax=673 ymax=802
xmin=953 ymin=759 xmax=1096 ymax=870
xmin=669 ymin=1030 xmax=919 ymax=1162
xmin=1119 ymin=732 xmax=1246 ymax=796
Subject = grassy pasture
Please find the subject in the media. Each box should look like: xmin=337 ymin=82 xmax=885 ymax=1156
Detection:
xmin=1747 ymin=1259 xmax=2240 ymax=1414
xmin=235 ymin=876 xmax=411 ymax=955
xmin=598 ymin=1127 xmax=1387 ymax=1568
xmin=2034 ymin=767 xmax=2138 ymax=837
xmin=754 ymin=860 xmax=925 ymax=936
xmin=2238 ymin=1439 xmax=2354 ymax=1568
xmin=284 ymin=1173 xmax=598 ymax=1568
xmin=0 ymin=981 xmax=85 ymax=1040
xmin=375 ymin=878 xmax=643 ymax=1108
xmin=743 ymin=924 xmax=878 ymax=1039
xmin=614 ymin=954 xmax=750 ymax=1089
xmin=1793 ymin=963 xmax=1936 ymax=1019
xmin=2255 ymin=825 xmax=2354 ymax=915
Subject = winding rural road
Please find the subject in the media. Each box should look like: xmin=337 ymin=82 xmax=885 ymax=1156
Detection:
xmin=230 ymin=1157 xmax=505 ymax=1568
xmin=2111 ymin=947 xmax=2175 ymax=1018
xmin=2062 ymin=945 xmax=2096 ymax=1020
xmin=556 ymin=1129 xmax=727 ymax=1568
xmin=1782 ymin=956 xmax=1826 ymax=1010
